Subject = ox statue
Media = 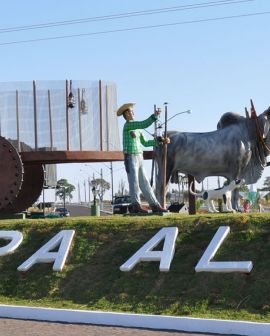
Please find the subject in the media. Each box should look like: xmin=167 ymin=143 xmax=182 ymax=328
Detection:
xmin=155 ymin=105 xmax=270 ymax=210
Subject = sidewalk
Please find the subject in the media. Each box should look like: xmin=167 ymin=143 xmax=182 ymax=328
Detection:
xmin=0 ymin=319 xmax=227 ymax=336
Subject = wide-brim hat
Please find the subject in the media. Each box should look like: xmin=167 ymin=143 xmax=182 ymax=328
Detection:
xmin=116 ymin=103 xmax=135 ymax=116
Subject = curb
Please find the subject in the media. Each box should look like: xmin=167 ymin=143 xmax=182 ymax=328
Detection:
xmin=0 ymin=305 xmax=269 ymax=336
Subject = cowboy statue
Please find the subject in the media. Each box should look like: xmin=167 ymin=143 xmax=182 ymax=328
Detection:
xmin=117 ymin=102 xmax=170 ymax=214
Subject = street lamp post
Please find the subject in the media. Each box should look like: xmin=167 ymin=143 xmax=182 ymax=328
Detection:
xmin=157 ymin=109 xmax=191 ymax=128
xmin=92 ymin=186 xmax=97 ymax=206
xmin=159 ymin=106 xmax=192 ymax=208
xmin=150 ymin=107 xmax=191 ymax=193
xmin=161 ymin=102 xmax=168 ymax=208
xmin=91 ymin=180 xmax=100 ymax=216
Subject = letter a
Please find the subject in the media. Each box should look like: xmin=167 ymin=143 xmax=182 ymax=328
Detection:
xmin=195 ymin=226 xmax=253 ymax=273
xmin=0 ymin=231 xmax=23 ymax=256
xmin=120 ymin=227 xmax=178 ymax=272
xmin=17 ymin=230 xmax=75 ymax=272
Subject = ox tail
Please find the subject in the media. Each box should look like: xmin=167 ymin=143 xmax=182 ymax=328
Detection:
xmin=189 ymin=181 xmax=202 ymax=197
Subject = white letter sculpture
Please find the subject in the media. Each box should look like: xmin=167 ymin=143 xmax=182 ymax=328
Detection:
xmin=195 ymin=226 xmax=253 ymax=273
xmin=120 ymin=227 xmax=178 ymax=272
xmin=17 ymin=230 xmax=75 ymax=272
xmin=0 ymin=231 xmax=23 ymax=256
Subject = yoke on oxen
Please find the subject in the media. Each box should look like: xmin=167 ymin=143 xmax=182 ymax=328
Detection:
xmin=155 ymin=101 xmax=270 ymax=210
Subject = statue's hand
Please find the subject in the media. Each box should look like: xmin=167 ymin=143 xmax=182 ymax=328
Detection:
xmin=157 ymin=136 xmax=170 ymax=144
xmin=163 ymin=137 xmax=171 ymax=144
xmin=154 ymin=108 xmax=162 ymax=117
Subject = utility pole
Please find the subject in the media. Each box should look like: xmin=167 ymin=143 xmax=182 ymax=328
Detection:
xmin=84 ymin=180 xmax=87 ymax=203
xmin=88 ymin=177 xmax=91 ymax=206
xmin=110 ymin=162 xmax=114 ymax=202
xmin=150 ymin=104 xmax=158 ymax=187
xmin=161 ymin=102 xmax=168 ymax=208
xmin=78 ymin=182 xmax=81 ymax=204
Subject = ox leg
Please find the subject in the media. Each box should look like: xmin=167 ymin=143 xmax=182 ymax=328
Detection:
xmin=223 ymin=194 xmax=230 ymax=212
xmin=232 ymin=144 xmax=251 ymax=211
xmin=231 ymin=189 xmax=241 ymax=212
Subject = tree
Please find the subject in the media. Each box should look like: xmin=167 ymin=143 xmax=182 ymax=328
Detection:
xmin=90 ymin=178 xmax=110 ymax=202
xmin=239 ymin=183 xmax=249 ymax=193
xmin=117 ymin=179 xmax=128 ymax=196
xmin=257 ymin=177 xmax=270 ymax=200
xmin=262 ymin=176 xmax=270 ymax=190
xmin=56 ymin=179 xmax=75 ymax=203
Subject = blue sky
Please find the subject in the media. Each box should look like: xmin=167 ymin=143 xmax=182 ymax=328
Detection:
xmin=0 ymin=0 xmax=270 ymax=201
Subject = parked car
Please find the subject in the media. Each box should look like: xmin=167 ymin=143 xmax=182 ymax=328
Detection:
xmin=112 ymin=196 xmax=132 ymax=214
xmin=55 ymin=207 xmax=70 ymax=217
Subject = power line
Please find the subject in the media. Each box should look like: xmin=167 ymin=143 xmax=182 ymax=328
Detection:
xmin=0 ymin=10 xmax=268 ymax=47
xmin=0 ymin=0 xmax=255 ymax=34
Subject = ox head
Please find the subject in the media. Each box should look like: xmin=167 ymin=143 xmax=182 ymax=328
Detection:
xmin=260 ymin=106 xmax=270 ymax=139
xmin=244 ymin=101 xmax=270 ymax=159
xmin=259 ymin=107 xmax=270 ymax=158
xmin=248 ymin=99 xmax=270 ymax=140
xmin=217 ymin=102 xmax=270 ymax=156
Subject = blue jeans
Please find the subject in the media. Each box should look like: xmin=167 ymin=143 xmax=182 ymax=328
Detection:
xmin=124 ymin=154 xmax=160 ymax=206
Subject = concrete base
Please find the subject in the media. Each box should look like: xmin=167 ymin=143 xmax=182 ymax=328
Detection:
xmin=91 ymin=205 xmax=100 ymax=216
xmin=0 ymin=305 xmax=269 ymax=336
xmin=0 ymin=213 xmax=26 ymax=220
xmin=125 ymin=212 xmax=172 ymax=217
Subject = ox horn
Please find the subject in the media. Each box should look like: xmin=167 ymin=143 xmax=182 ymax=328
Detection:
xmin=250 ymin=99 xmax=257 ymax=119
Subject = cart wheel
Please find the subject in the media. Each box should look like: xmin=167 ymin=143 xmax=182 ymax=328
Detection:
xmin=3 ymin=163 xmax=44 ymax=213
xmin=0 ymin=136 xmax=23 ymax=210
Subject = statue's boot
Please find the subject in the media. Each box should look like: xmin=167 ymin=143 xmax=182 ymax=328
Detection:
xmin=151 ymin=204 xmax=169 ymax=213
xmin=128 ymin=203 xmax=148 ymax=214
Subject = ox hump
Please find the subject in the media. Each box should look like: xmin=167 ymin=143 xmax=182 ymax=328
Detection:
xmin=217 ymin=112 xmax=245 ymax=129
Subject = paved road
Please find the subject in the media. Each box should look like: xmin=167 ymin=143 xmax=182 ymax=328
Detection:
xmin=0 ymin=319 xmax=228 ymax=336
xmin=66 ymin=204 xmax=92 ymax=216
xmin=66 ymin=204 xmax=112 ymax=217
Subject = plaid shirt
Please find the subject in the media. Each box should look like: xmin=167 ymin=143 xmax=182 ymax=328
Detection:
xmin=123 ymin=114 xmax=158 ymax=154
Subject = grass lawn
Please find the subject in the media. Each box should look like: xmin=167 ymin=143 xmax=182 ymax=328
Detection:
xmin=0 ymin=213 xmax=269 ymax=322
